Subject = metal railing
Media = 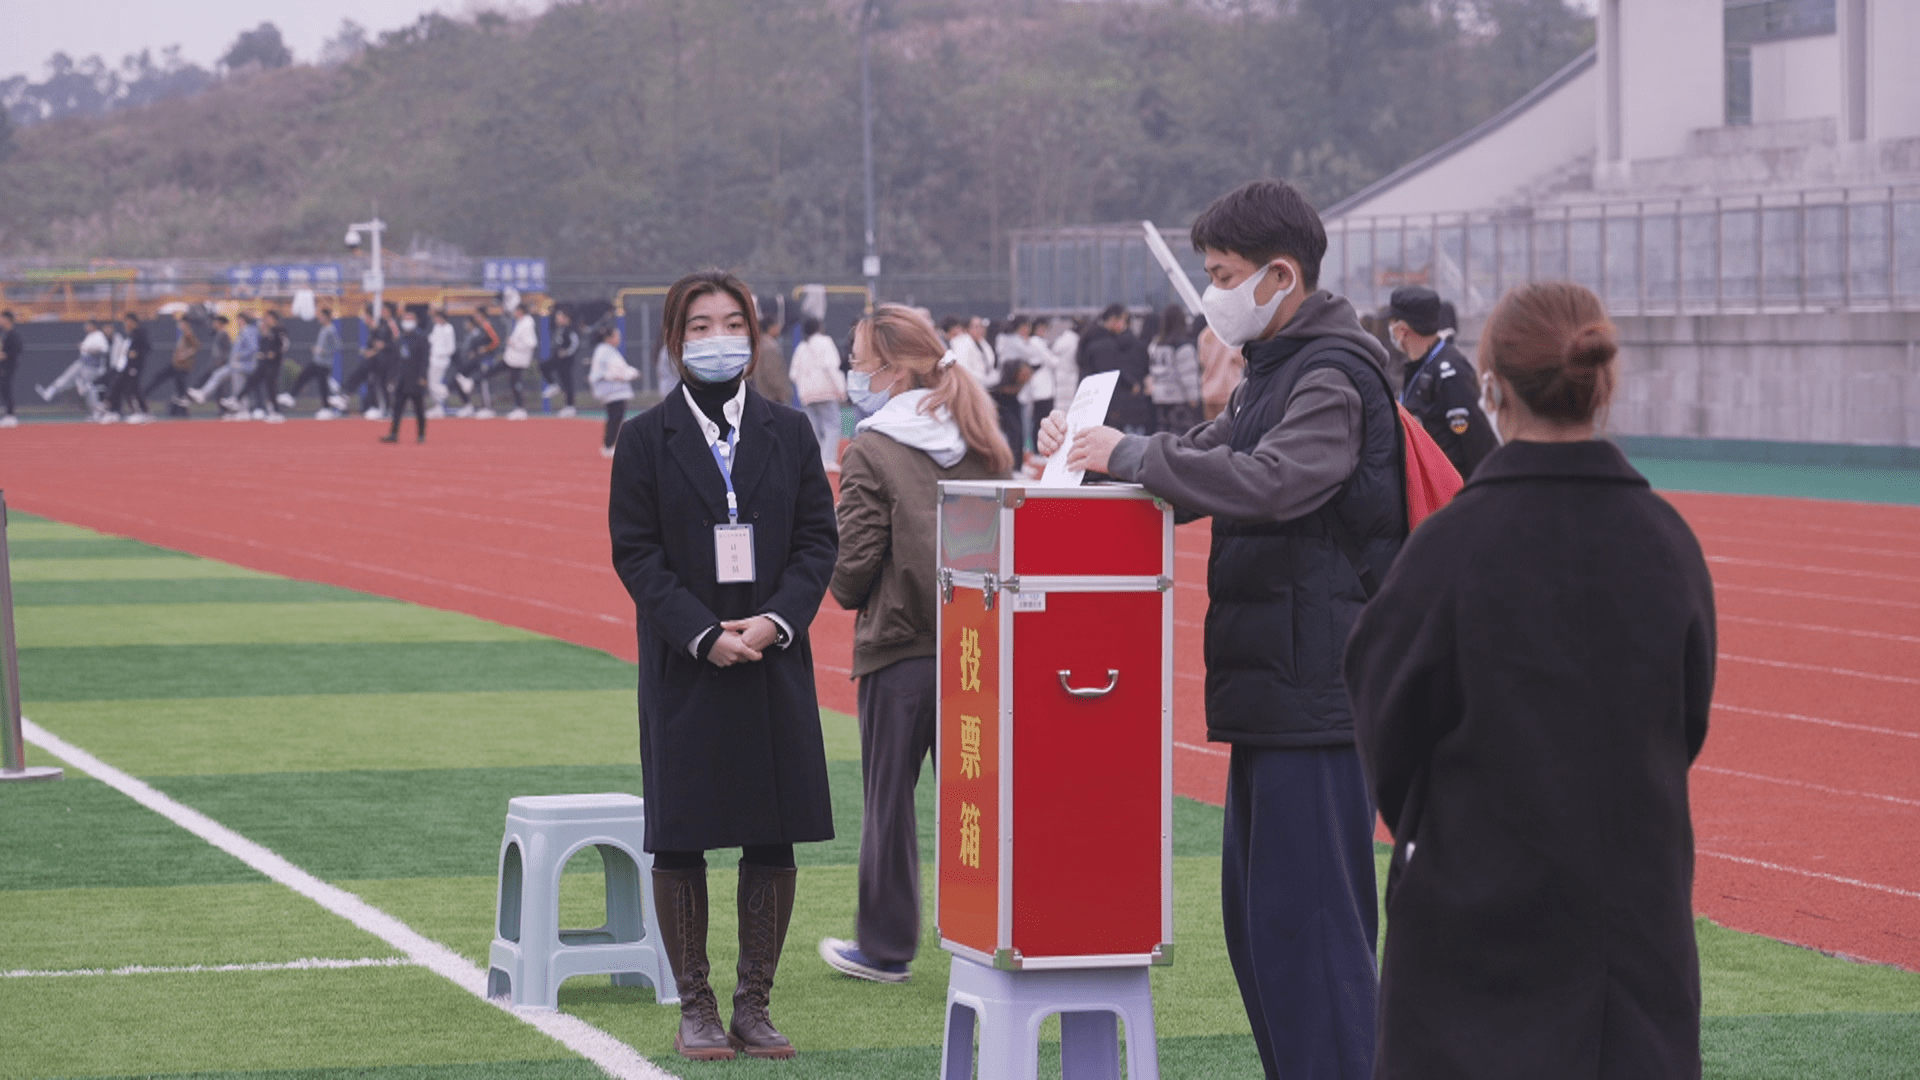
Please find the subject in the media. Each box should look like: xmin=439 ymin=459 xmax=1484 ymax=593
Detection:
xmin=1008 ymin=226 xmax=1206 ymax=317
xmin=1323 ymin=184 xmax=1920 ymax=319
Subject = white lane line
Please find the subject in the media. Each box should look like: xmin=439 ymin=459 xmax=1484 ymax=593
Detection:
xmin=1694 ymin=765 xmax=1920 ymax=809
xmin=5 ymin=957 xmax=411 ymax=979
xmin=1175 ymin=740 xmax=1230 ymax=760
xmin=1708 ymin=555 xmax=1920 ymax=586
xmin=1722 ymin=614 xmax=1920 ymax=646
xmin=1716 ymin=583 xmax=1920 ymax=611
xmin=1719 ymin=653 xmax=1920 ymax=686
xmin=22 ymin=720 xmax=676 ymax=1080
xmin=1714 ymin=703 xmax=1919 ymax=741
xmin=1698 ymin=849 xmax=1920 ymax=902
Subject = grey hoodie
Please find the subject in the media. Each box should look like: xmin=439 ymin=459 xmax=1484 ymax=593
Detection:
xmin=1106 ymin=291 xmax=1388 ymax=525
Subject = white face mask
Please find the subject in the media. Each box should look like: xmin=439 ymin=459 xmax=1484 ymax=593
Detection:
xmin=1200 ymin=262 xmax=1293 ymax=348
xmin=1480 ymin=371 xmax=1506 ymax=445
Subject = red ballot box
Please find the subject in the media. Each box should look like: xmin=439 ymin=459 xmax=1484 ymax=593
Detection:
xmin=935 ymin=481 xmax=1175 ymax=971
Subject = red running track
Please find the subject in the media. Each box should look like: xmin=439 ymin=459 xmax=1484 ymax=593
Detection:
xmin=3 ymin=419 xmax=1916 ymax=970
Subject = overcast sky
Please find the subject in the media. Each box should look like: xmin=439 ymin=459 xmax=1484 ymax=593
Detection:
xmin=0 ymin=0 xmax=552 ymax=82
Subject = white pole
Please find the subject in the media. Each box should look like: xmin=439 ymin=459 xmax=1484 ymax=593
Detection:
xmin=0 ymin=491 xmax=62 ymax=782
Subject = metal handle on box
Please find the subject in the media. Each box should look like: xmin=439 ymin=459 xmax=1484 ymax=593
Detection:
xmin=1057 ymin=669 xmax=1120 ymax=699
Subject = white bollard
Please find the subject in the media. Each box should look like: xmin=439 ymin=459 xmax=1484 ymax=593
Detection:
xmin=1 ymin=490 xmax=62 ymax=782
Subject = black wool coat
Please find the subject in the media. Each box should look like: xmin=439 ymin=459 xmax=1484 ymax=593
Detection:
xmin=609 ymin=386 xmax=840 ymax=852
xmin=1345 ymin=439 xmax=1716 ymax=1080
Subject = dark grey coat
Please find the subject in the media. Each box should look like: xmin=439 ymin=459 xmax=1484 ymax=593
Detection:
xmin=609 ymin=386 xmax=839 ymax=852
xmin=1346 ymin=439 xmax=1715 ymax=1080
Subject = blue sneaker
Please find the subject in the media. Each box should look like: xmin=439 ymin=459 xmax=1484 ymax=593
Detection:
xmin=818 ymin=937 xmax=910 ymax=983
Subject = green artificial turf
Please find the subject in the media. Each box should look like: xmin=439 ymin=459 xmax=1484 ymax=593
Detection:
xmin=16 ymin=640 xmax=634 ymax=702
xmin=1633 ymin=458 xmax=1920 ymax=505
xmin=0 ymin=778 xmax=264 ymax=891
xmin=1698 ymin=917 xmax=1920 ymax=1016
xmin=26 ymin=692 xmax=645 ymax=776
xmin=9 ymin=556 xmax=273 ymax=582
xmin=0 ymin=883 xmax=398 ymax=973
xmin=3 ymin=516 xmax=100 ymax=541
xmin=14 ymin=602 xmax=542 ymax=648
xmin=60 ymin=1065 xmax=609 ymax=1080
xmin=1703 ymin=1012 xmax=1920 ymax=1079
xmin=0 ymin=966 xmax=571 ymax=1078
xmin=8 ymin=537 xmax=182 ymax=559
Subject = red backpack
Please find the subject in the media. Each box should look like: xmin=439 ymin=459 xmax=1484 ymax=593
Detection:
xmin=1396 ymin=402 xmax=1464 ymax=530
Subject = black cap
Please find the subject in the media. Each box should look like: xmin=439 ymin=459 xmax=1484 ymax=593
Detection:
xmin=1386 ymin=287 xmax=1442 ymax=336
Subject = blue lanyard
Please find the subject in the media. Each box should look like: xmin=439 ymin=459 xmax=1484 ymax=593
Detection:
xmin=709 ymin=429 xmax=740 ymax=524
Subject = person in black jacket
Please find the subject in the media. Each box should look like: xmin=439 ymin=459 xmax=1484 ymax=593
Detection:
xmin=540 ymin=306 xmax=582 ymax=416
xmin=0 ymin=309 xmax=21 ymax=427
xmin=381 ymin=309 xmax=430 ymax=443
xmin=1386 ymin=286 xmax=1497 ymax=479
xmin=1043 ymin=180 xmax=1400 ymax=1080
xmin=107 ymin=311 xmax=153 ymax=422
xmin=1076 ymin=303 xmax=1155 ymax=433
xmin=608 ymin=269 xmax=837 ymax=1062
xmin=1347 ymin=281 xmax=1715 ymax=1080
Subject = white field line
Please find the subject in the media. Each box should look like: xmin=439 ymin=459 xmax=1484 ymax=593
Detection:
xmin=1707 ymin=554 xmax=1920 ymax=586
xmin=1175 ymin=740 xmax=1230 ymax=759
xmin=4 ymin=957 xmax=411 ymax=979
xmin=22 ymin=720 xmax=677 ymax=1080
xmin=1698 ymin=849 xmax=1920 ymax=902
xmin=1721 ymin=614 xmax=1920 ymax=646
xmin=1718 ymin=653 xmax=1920 ymax=686
xmin=1694 ymin=764 xmax=1920 ymax=809
xmin=1714 ymin=702 xmax=1919 ymax=741
xmin=1715 ymin=582 xmax=1920 ymax=612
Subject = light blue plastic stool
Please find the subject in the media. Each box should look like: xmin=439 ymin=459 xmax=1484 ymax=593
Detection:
xmin=486 ymin=793 xmax=677 ymax=1010
xmin=941 ymin=956 xmax=1160 ymax=1080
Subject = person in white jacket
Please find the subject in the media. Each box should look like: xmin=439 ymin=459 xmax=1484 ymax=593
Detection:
xmin=788 ymin=316 xmax=847 ymax=471
xmin=588 ymin=325 xmax=640 ymax=458
xmin=494 ymin=303 xmax=539 ymax=419
xmin=425 ymin=309 xmax=458 ymax=418
xmin=37 ymin=320 xmax=111 ymax=416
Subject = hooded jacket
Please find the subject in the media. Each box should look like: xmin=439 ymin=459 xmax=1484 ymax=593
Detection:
xmin=831 ymin=389 xmax=1005 ymax=677
xmin=1107 ymin=291 xmax=1405 ymax=745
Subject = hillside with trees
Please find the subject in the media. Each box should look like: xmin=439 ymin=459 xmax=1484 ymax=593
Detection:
xmin=0 ymin=0 xmax=1593 ymax=292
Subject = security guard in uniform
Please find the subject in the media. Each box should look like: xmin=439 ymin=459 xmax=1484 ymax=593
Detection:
xmin=1385 ymin=286 xmax=1497 ymax=479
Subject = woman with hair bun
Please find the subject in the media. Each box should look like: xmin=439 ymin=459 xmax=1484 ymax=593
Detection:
xmin=1345 ymin=281 xmax=1717 ymax=1079
xmin=608 ymin=269 xmax=839 ymax=1061
xmin=817 ymin=303 xmax=1011 ymax=984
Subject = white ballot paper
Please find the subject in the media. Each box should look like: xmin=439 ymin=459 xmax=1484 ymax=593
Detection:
xmin=1038 ymin=370 xmax=1120 ymax=487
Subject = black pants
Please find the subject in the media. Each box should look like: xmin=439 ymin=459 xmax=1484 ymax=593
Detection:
xmin=145 ymin=365 xmax=189 ymax=403
xmin=0 ymin=358 xmax=16 ymax=415
xmin=239 ymin=361 xmax=284 ymax=412
xmin=993 ymin=393 xmax=1024 ymax=461
xmin=855 ymin=656 xmax=937 ymax=964
xmin=341 ymin=356 xmax=387 ymax=411
xmin=602 ymin=399 xmax=627 ymax=447
xmin=448 ymin=353 xmax=486 ymax=406
xmin=387 ymin=386 xmax=427 ymax=439
xmin=108 ymin=368 xmax=147 ymax=414
xmin=286 ymin=363 xmax=333 ymax=406
xmin=541 ymin=355 xmax=577 ymax=406
xmin=1223 ymin=745 xmax=1379 ymax=1079
xmin=653 ymin=844 xmax=794 ymax=871
xmin=1028 ymin=397 xmax=1054 ymax=454
xmin=490 ymin=364 xmax=526 ymax=410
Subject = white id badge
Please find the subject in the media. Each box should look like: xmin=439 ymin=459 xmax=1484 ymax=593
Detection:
xmin=714 ymin=523 xmax=756 ymax=583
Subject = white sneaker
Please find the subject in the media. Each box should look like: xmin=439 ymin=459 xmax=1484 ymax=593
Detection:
xmin=327 ymin=394 xmax=348 ymax=410
xmin=275 ymin=393 xmax=296 ymax=409
xmin=474 ymin=408 xmax=496 ymax=419
xmin=506 ymin=408 xmax=528 ymax=421
xmin=363 ymin=407 xmax=385 ymax=421
xmin=542 ymin=384 xmax=557 ymax=400
xmin=455 ymin=374 xmax=474 ymax=394
xmin=219 ymin=396 xmax=241 ymax=411
xmin=250 ymin=408 xmax=267 ymax=420
xmin=264 ymin=411 xmax=286 ymax=424
xmin=98 ymin=412 xmax=123 ymax=424
xmin=126 ymin=412 xmax=153 ymax=425
xmin=0 ymin=414 xmax=17 ymax=428
xmin=424 ymin=405 xmax=446 ymax=419
xmin=558 ymin=406 xmax=576 ymax=418
xmin=599 ymin=444 xmax=615 ymax=459
xmin=36 ymin=384 xmax=56 ymax=402
xmin=456 ymin=405 xmax=475 ymax=418
xmin=187 ymin=387 xmax=207 ymax=404
xmin=228 ymin=410 xmax=252 ymax=422
xmin=314 ymin=408 xmax=337 ymax=420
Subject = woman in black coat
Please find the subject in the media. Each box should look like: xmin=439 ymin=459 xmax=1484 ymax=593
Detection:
xmin=1346 ymin=281 xmax=1716 ymax=1080
xmin=608 ymin=270 xmax=838 ymax=1062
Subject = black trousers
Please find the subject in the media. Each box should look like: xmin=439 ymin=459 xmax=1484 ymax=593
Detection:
xmin=286 ymin=363 xmax=333 ymax=406
xmin=341 ymin=356 xmax=387 ymax=410
xmin=602 ymin=399 xmax=627 ymax=447
xmin=1 ymin=358 xmax=16 ymax=415
xmin=854 ymin=656 xmax=938 ymax=964
xmin=145 ymin=365 xmax=189 ymax=402
xmin=541 ymin=355 xmax=577 ymax=406
xmin=1028 ymin=397 xmax=1054 ymax=454
xmin=489 ymin=364 xmax=526 ymax=410
xmin=1223 ymin=744 xmax=1379 ymax=1079
xmin=653 ymin=844 xmax=794 ymax=871
xmin=993 ymin=393 xmax=1024 ymax=461
xmin=387 ymin=386 xmax=427 ymax=439
xmin=108 ymin=368 xmax=147 ymax=414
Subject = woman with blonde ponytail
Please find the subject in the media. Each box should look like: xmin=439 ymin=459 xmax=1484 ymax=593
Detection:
xmin=817 ymin=303 xmax=1010 ymax=984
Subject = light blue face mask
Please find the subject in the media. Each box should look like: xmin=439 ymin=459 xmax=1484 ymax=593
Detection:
xmin=846 ymin=366 xmax=892 ymax=417
xmin=681 ymin=334 xmax=752 ymax=383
